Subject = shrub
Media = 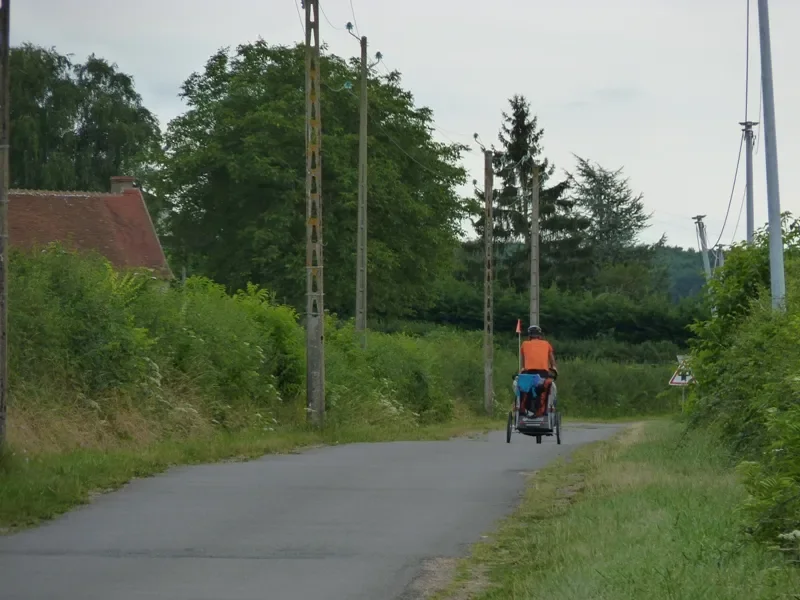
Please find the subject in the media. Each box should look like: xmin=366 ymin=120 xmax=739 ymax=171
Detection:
xmin=555 ymin=359 xmax=675 ymax=418
xmin=688 ymin=217 xmax=800 ymax=547
xmin=6 ymin=245 xmax=676 ymax=456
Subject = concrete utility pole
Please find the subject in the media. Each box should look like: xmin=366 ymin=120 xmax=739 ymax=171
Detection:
xmin=693 ymin=215 xmax=712 ymax=281
xmin=304 ymin=0 xmax=325 ymax=425
xmin=354 ymin=34 xmax=368 ymax=345
xmin=0 ymin=0 xmax=9 ymax=449
xmin=756 ymin=0 xmax=786 ymax=310
xmin=714 ymin=245 xmax=726 ymax=270
xmin=529 ymin=164 xmax=540 ymax=328
xmin=483 ymin=150 xmax=494 ymax=417
xmin=740 ymin=121 xmax=758 ymax=243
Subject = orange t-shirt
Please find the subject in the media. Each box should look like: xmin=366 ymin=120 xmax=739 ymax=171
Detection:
xmin=521 ymin=339 xmax=553 ymax=371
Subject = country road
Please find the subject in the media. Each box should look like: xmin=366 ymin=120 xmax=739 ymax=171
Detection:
xmin=0 ymin=423 xmax=620 ymax=600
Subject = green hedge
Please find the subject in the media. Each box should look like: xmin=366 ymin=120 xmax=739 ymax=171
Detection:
xmin=688 ymin=219 xmax=800 ymax=554
xmin=416 ymin=277 xmax=703 ymax=346
xmin=7 ymin=245 xmax=677 ymax=449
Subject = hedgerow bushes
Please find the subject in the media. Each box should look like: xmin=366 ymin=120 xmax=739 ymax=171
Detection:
xmin=556 ymin=360 xmax=674 ymax=418
xmin=688 ymin=217 xmax=800 ymax=556
xmin=8 ymin=246 xmax=514 ymax=445
xmin=6 ymin=245 xmax=678 ymax=455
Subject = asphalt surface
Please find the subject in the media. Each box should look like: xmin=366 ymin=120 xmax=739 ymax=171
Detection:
xmin=0 ymin=423 xmax=620 ymax=600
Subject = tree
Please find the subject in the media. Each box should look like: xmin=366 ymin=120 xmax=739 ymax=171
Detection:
xmin=472 ymin=95 xmax=591 ymax=291
xmin=159 ymin=41 xmax=468 ymax=319
xmin=568 ymin=156 xmax=650 ymax=266
xmin=653 ymin=245 xmax=707 ymax=302
xmin=9 ymin=44 xmax=161 ymax=193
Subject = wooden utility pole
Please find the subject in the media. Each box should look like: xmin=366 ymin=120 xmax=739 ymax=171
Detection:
xmin=305 ymin=0 xmax=325 ymax=425
xmin=354 ymin=35 xmax=368 ymax=346
xmin=0 ymin=0 xmax=9 ymax=449
xmin=693 ymin=215 xmax=712 ymax=282
xmin=529 ymin=164 xmax=540 ymax=328
xmin=483 ymin=150 xmax=494 ymax=416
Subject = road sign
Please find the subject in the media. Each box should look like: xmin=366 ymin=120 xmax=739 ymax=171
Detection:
xmin=669 ymin=365 xmax=695 ymax=386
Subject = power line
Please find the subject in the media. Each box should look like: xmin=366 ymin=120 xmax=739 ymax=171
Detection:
xmin=320 ymin=4 xmax=344 ymax=30
xmin=348 ymin=0 xmax=361 ymax=36
xmin=293 ymin=0 xmax=305 ymax=36
xmin=755 ymin=80 xmax=763 ymax=155
xmin=711 ymin=132 xmax=745 ymax=249
xmin=371 ymin=117 xmax=447 ymax=177
xmin=378 ymin=58 xmax=474 ymax=149
xmin=328 ymin=83 xmax=448 ymax=177
xmin=731 ymin=187 xmax=747 ymax=243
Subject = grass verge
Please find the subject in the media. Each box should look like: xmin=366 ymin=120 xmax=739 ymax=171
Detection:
xmin=434 ymin=419 xmax=800 ymax=600
xmin=0 ymin=415 xmax=500 ymax=533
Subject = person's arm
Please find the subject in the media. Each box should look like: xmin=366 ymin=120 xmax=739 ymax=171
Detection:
xmin=548 ymin=343 xmax=558 ymax=371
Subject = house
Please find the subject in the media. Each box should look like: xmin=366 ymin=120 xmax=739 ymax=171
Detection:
xmin=9 ymin=176 xmax=173 ymax=278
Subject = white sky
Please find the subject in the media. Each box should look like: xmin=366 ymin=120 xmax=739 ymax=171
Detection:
xmin=14 ymin=0 xmax=800 ymax=250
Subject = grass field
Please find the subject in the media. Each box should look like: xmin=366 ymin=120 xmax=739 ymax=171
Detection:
xmin=435 ymin=419 xmax=800 ymax=600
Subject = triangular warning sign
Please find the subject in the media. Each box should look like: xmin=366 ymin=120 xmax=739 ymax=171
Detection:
xmin=669 ymin=367 xmax=695 ymax=386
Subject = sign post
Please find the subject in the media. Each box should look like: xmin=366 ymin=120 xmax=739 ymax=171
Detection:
xmin=669 ymin=355 xmax=695 ymax=411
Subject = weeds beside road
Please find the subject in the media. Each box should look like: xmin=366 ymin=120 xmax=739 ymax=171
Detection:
xmin=436 ymin=420 xmax=800 ymax=600
xmin=0 ymin=416 xmax=500 ymax=532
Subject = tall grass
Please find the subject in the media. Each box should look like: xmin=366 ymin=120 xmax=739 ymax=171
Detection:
xmin=437 ymin=421 xmax=800 ymax=600
xmin=373 ymin=319 xmax=684 ymax=364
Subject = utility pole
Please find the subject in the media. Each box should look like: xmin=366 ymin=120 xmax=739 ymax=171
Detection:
xmin=304 ymin=0 xmax=325 ymax=425
xmin=529 ymin=164 xmax=540 ymax=328
xmin=0 ymin=0 xmax=9 ymax=449
xmin=483 ymin=150 xmax=494 ymax=417
xmin=354 ymin=34 xmax=368 ymax=345
xmin=714 ymin=245 xmax=726 ymax=270
xmin=693 ymin=215 xmax=712 ymax=281
xmin=756 ymin=0 xmax=786 ymax=310
xmin=740 ymin=121 xmax=758 ymax=243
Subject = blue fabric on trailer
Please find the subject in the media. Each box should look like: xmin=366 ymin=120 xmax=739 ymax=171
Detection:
xmin=516 ymin=373 xmax=543 ymax=394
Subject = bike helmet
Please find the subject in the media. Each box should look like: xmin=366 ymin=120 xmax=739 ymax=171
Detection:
xmin=527 ymin=325 xmax=542 ymax=336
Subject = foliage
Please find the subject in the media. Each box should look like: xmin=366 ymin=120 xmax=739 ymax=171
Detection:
xmin=568 ymin=156 xmax=651 ymax=266
xmin=9 ymin=44 xmax=161 ymax=194
xmin=420 ymin=275 xmax=702 ymax=346
xmin=555 ymin=360 xmax=675 ymax=418
xmin=8 ymin=248 xmax=679 ymax=444
xmin=8 ymin=247 xmax=523 ymax=434
xmin=470 ymin=95 xmax=592 ymax=291
xmin=158 ymin=41 xmax=468 ymax=320
xmin=687 ymin=215 xmax=800 ymax=548
xmin=10 ymin=246 xmax=299 ymax=426
xmin=371 ymin=319 xmax=683 ymax=364
xmin=442 ymin=420 xmax=800 ymax=600
xmin=654 ymin=245 xmax=707 ymax=302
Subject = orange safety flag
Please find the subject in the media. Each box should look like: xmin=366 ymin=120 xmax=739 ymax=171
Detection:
xmin=515 ymin=319 xmax=521 ymax=334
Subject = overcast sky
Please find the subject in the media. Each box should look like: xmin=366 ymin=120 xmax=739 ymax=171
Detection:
xmin=14 ymin=0 xmax=800 ymax=250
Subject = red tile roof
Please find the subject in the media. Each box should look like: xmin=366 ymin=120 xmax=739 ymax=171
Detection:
xmin=9 ymin=180 xmax=173 ymax=278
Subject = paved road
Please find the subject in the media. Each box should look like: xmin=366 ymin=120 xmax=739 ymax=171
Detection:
xmin=0 ymin=423 xmax=620 ymax=600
